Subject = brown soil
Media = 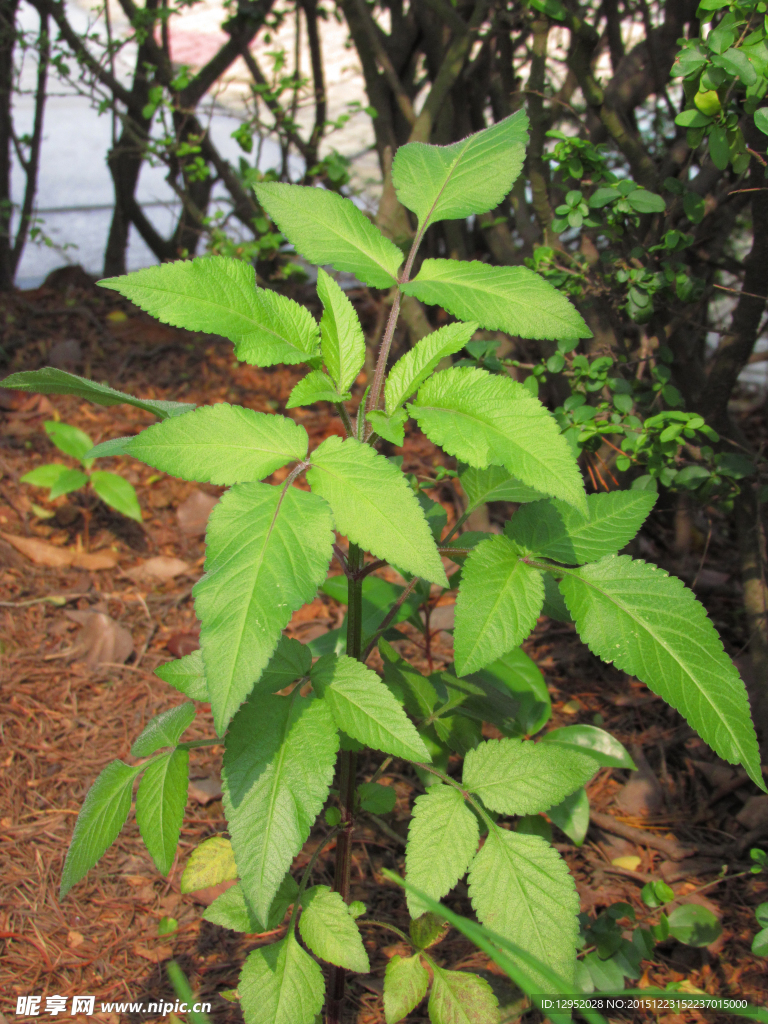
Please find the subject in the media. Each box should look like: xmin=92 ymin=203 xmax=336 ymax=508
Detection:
xmin=1 ymin=277 xmax=766 ymax=1024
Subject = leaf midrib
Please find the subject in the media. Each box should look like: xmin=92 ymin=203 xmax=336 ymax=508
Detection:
xmin=257 ymin=693 xmax=299 ymax=915
xmin=561 ymin=563 xmax=748 ymax=758
xmin=458 ymin=543 xmax=529 ymax=671
xmin=294 ymin=203 xmax=400 ymax=283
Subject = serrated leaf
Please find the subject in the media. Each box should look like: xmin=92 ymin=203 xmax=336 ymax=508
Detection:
xmin=428 ymin=964 xmax=499 ymax=1024
xmin=401 ymin=260 xmax=591 ymax=343
xmin=99 ymin=257 xmax=320 ymax=367
xmin=540 ymin=725 xmax=636 ymax=769
xmin=44 ymin=420 xmax=93 ymax=462
xmin=155 ymin=651 xmax=209 ymax=701
xmin=459 ymin=464 xmax=546 ymax=512
xmin=124 ymin=404 xmax=308 ymax=486
xmin=286 ymin=370 xmax=344 ymax=409
xmin=506 ymin=490 xmax=657 ymax=564
xmin=307 ymin=435 xmax=447 ymax=584
xmin=468 ymin=828 xmax=580 ymax=987
xmin=180 ymin=836 xmax=237 ymax=893
xmin=559 ymin=555 xmax=763 ymax=787
xmin=299 ymin=885 xmax=370 ymax=972
xmin=366 ymin=408 xmax=407 ymax=446
xmin=255 ymin=182 xmax=403 ymax=288
xmin=317 ymin=269 xmax=365 ymax=394
xmin=411 ymin=368 xmax=587 ymax=514
xmin=393 ymin=110 xmax=528 ymax=231
xmin=462 ymin=738 xmax=597 ymax=814
xmin=469 ymin=647 xmax=551 ymax=736
xmin=90 ymin=471 xmax=142 ymax=521
xmin=379 ymin=638 xmax=442 ymax=719
xmin=259 ymin=636 xmax=313 ymax=690
xmin=2 ymin=367 xmax=195 ymax=419
xmin=204 ymin=874 xmax=299 ymax=933
xmin=454 ymin=535 xmax=544 ymax=675
xmin=239 ymin=932 xmax=325 ymax=1024
xmin=60 ymin=760 xmax=143 ymax=898
xmin=383 ymin=954 xmax=430 ymax=1024
xmin=194 ymin=481 xmax=334 ymax=734
xmin=85 ymin=436 xmax=134 ymax=459
xmin=405 ymin=784 xmax=479 ymax=917
xmin=131 ymin=703 xmax=197 ymax=757
xmin=223 ymin=689 xmax=338 ymax=922
xmin=135 ymin=747 xmax=189 ymax=874
xmin=311 ymin=653 xmax=429 ymax=761
xmin=384 ymin=321 xmax=478 ymax=415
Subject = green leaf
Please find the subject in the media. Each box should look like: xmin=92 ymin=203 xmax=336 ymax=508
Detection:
xmin=506 ymin=491 xmax=657 ymax=564
xmin=180 ymin=836 xmax=237 ymax=893
xmin=454 ymin=535 xmax=544 ymax=675
xmin=383 ymin=954 xmax=430 ymax=1024
xmin=468 ymin=828 xmax=580 ymax=986
xmin=239 ymin=932 xmax=325 ymax=1024
xmin=135 ymin=747 xmax=189 ymax=874
xmin=298 ymin=885 xmax=370 ymax=972
xmin=708 ymin=124 xmax=730 ymax=170
xmin=203 ymin=881 xmax=263 ymax=933
xmin=675 ymin=107 xmax=713 ymax=127
xmin=405 ymin=784 xmax=479 ymax=917
xmin=385 ymin=322 xmax=478 ymax=415
xmin=60 ymin=760 xmax=143 ymax=898
xmin=84 ymin=437 xmax=134 ymax=459
xmin=255 ymin=182 xmax=403 ymax=288
xmin=626 ymin=190 xmax=666 ymax=214
xmin=358 ymin=781 xmax=397 ymax=814
xmin=20 ymin=463 xmax=69 ymax=488
xmin=401 ymin=260 xmax=591 ymax=343
xmin=311 ymin=653 xmax=430 ymax=761
xmin=131 ymin=703 xmax=196 ymax=757
xmin=259 ymin=636 xmax=313 ymax=691
xmin=469 ymin=647 xmax=551 ymax=736
xmin=307 ymin=436 xmax=447 ymax=584
xmin=542 ymin=572 xmax=572 ymax=622
xmin=428 ymin=964 xmax=499 ymax=1024
xmin=667 ymin=904 xmax=722 ymax=947
xmin=392 ymin=110 xmax=529 ymax=231
xmin=751 ymin=928 xmax=768 ymax=957
xmin=155 ymin=651 xmax=209 ymax=701
xmin=379 ymin=638 xmax=442 ymax=719
xmin=367 ymin=408 xmax=408 ymax=445
xmin=540 ymin=725 xmax=636 ymax=769
xmin=222 ymin=689 xmax=338 ymax=922
xmin=462 ymin=738 xmax=597 ymax=814
xmin=44 ymin=420 xmax=94 ymax=464
xmin=459 ymin=464 xmax=546 ymax=512
xmin=194 ymin=481 xmax=334 ymax=734
xmin=286 ymin=370 xmax=345 ymax=409
xmin=547 ymin=787 xmax=590 ymax=846
xmin=584 ymin=950 xmax=625 ymax=991
xmin=411 ymin=368 xmax=587 ymax=514
xmin=417 ymin=491 xmax=447 ymax=542
xmin=49 ymin=468 xmax=90 ymax=499
xmin=713 ymin=46 xmax=758 ymax=85
xmin=323 ymin=575 xmax=422 ymax=637
xmin=124 ymin=404 xmax=308 ymax=486
xmin=90 ymin=470 xmax=142 ymax=521
xmin=204 ymin=873 xmax=299 ymax=933
xmin=589 ymin=186 xmax=621 ymax=208
xmin=755 ymin=108 xmax=768 ymax=136
xmin=317 ymin=269 xmax=365 ymax=394
xmin=559 ymin=555 xmax=763 ymax=787
xmin=1 ymin=367 xmax=195 ymax=419
xmin=99 ymin=257 xmax=320 ymax=368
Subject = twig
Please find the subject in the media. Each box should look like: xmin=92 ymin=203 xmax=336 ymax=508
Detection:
xmin=589 ymin=810 xmax=697 ymax=861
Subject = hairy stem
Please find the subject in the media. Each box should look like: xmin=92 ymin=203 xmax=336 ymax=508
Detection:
xmin=327 ymin=543 xmax=364 ymax=1023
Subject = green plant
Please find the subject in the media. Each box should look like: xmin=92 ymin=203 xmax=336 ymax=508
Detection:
xmin=20 ymin=418 xmax=142 ymax=522
xmin=5 ymin=112 xmax=765 ymax=1024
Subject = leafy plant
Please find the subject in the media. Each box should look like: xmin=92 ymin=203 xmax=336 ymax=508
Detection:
xmin=20 ymin=418 xmax=142 ymax=522
xmin=5 ymin=111 xmax=764 ymax=1024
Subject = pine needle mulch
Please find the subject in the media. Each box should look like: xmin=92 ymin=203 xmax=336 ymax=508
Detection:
xmin=1 ymin=277 xmax=766 ymax=1024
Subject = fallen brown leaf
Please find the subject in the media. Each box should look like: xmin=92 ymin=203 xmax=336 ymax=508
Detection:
xmin=66 ymin=610 xmax=134 ymax=666
xmin=176 ymin=490 xmax=218 ymax=536
xmin=66 ymin=930 xmax=85 ymax=949
xmin=132 ymin=943 xmax=173 ymax=963
xmin=125 ymin=556 xmax=190 ymax=583
xmin=188 ymin=776 xmax=223 ymax=805
xmin=0 ymin=532 xmax=118 ymax=570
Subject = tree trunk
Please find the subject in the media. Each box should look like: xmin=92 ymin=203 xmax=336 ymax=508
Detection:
xmin=0 ymin=0 xmax=19 ymax=291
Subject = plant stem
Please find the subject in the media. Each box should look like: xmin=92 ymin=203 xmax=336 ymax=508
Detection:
xmin=335 ymin=401 xmax=355 ymax=437
xmin=327 ymin=543 xmax=364 ymax=1024
xmin=361 ymin=574 xmax=420 ymax=661
xmin=442 ymin=508 xmax=471 ymax=546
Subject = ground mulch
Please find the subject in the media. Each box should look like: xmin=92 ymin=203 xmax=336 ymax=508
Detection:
xmin=1 ymin=276 xmax=766 ymax=1024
